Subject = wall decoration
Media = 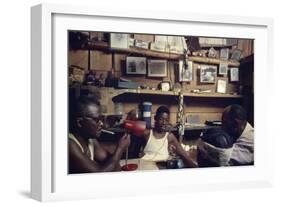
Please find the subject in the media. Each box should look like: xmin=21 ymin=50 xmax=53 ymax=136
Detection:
xmin=217 ymin=79 xmax=227 ymax=93
xmin=219 ymin=62 xmax=228 ymax=75
xmin=200 ymin=65 xmax=217 ymax=83
xmin=230 ymin=49 xmax=242 ymax=61
xmin=220 ymin=48 xmax=229 ymax=60
xmin=110 ymin=33 xmax=129 ymax=49
xmin=147 ymin=59 xmax=167 ymax=77
xmin=126 ymin=57 xmax=147 ymax=75
xmin=179 ymin=60 xmax=193 ymax=81
xmin=230 ymin=67 xmax=239 ymax=82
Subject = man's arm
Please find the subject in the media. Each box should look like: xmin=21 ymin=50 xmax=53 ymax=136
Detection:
xmin=69 ymin=134 xmax=130 ymax=173
xmin=168 ymin=133 xmax=198 ymax=168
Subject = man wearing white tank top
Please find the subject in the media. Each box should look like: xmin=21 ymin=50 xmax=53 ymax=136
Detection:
xmin=141 ymin=106 xmax=196 ymax=167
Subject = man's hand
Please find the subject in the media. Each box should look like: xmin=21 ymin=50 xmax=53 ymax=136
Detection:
xmin=118 ymin=133 xmax=131 ymax=150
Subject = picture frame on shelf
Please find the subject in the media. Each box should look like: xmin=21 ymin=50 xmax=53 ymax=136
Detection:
xmin=217 ymin=79 xmax=227 ymax=93
xmin=220 ymin=48 xmax=229 ymax=60
xmin=31 ymin=3 xmax=273 ymax=202
xmin=147 ymin=59 xmax=167 ymax=77
xmin=200 ymin=65 xmax=217 ymax=83
xmin=230 ymin=49 xmax=243 ymax=61
xmin=110 ymin=33 xmax=129 ymax=49
xmin=126 ymin=56 xmax=147 ymax=75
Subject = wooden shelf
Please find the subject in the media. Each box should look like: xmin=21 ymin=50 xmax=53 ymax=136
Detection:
xmin=90 ymin=87 xmax=243 ymax=99
xmin=189 ymin=56 xmax=240 ymax=67
xmin=82 ymin=42 xmax=240 ymax=66
xmin=84 ymin=42 xmax=182 ymax=60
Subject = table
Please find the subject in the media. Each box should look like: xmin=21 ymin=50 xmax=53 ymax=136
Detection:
xmin=120 ymin=158 xmax=159 ymax=170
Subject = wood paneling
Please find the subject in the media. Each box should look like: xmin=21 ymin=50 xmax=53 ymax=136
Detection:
xmin=90 ymin=50 xmax=112 ymax=71
xmin=68 ymin=50 xmax=88 ymax=70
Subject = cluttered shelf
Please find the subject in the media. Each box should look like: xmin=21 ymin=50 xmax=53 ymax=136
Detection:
xmin=90 ymin=87 xmax=243 ymax=99
xmin=78 ymin=86 xmax=243 ymax=101
xmin=82 ymin=42 xmax=240 ymax=66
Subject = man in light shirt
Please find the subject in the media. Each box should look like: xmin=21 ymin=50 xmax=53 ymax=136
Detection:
xmin=222 ymin=104 xmax=254 ymax=166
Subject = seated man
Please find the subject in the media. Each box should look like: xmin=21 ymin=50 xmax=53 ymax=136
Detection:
xmin=141 ymin=106 xmax=196 ymax=167
xmin=197 ymin=128 xmax=234 ymax=167
xmin=222 ymin=104 xmax=254 ymax=165
xmin=169 ymin=127 xmax=234 ymax=168
xmin=68 ymin=95 xmax=130 ymax=173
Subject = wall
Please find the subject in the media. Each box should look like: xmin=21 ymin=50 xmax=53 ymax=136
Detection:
xmin=69 ymin=34 xmax=251 ymax=125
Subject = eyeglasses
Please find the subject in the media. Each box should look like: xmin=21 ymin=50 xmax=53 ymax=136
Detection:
xmin=83 ymin=116 xmax=103 ymax=125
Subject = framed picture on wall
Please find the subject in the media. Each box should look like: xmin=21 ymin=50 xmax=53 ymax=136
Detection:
xmin=230 ymin=67 xmax=239 ymax=82
xmin=219 ymin=62 xmax=228 ymax=75
xmin=147 ymin=59 xmax=167 ymax=77
xmin=200 ymin=65 xmax=217 ymax=83
xmin=220 ymin=48 xmax=229 ymax=60
xmin=126 ymin=56 xmax=147 ymax=74
xmin=179 ymin=60 xmax=193 ymax=81
xmin=110 ymin=33 xmax=129 ymax=49
xmin=31 ymin=3 xmax=273 ymax=202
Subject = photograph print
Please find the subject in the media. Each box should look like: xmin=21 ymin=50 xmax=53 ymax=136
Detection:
xmin=68 ymin=30 xmax=254 ymax=174
xmin=200 ymin=65 xmax=217 ymax=83
xmin=126 ymin=56 xmax=147 ymax=74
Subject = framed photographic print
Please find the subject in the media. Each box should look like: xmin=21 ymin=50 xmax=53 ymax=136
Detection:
xmin=220 ymin=48 xmax=229 ymax=60
xmin=147 ymin=59 xmax=167 ymax=77
xmin=200 ymin=65 xmax=217 ymax=83
xmin=110 ymin=33 xmax=129 ymax=49
xmin=31 ymin=3 xmax=273 ymax=202
xmin=126 ymin=56 xmax=147 ymax=74
xmin=219 ymin=62 xmax=228 ymax=75
xmin=230 ymin=67 xmax=239 ymax=82
xmin=230 ymin=49 xmax=243 ymax=61
xmin=217 ymin=79 xmax=227 ymax=93
xmin=179 ymin=60 xmax=193 ymax=81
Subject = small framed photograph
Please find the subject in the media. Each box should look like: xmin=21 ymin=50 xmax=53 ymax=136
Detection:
xmin=147 ymin=59 xmax=167 ymax=77
xmin=230 ymin=49 xmax=242 ymax=61
xmin=219 ymin=62 xmax=228 ymax=75
xmin=217 ymin=79 xmax=227 ymax=93
xmin=208 ymin=47 xmax=218 ymax=58
xmin=110 ymin=33 xmax=129 ymax=49
xmin=200 ymin=65 xmax=217 ymax=83
xmin=179 ymin=60 xmax=193 ymax=81
xmin=220 ymin=48 xmax=229 ymax=60
xmin=126 ymin=57 xmax=147 ymax=74
xmin=230 ymin=67 xmax=239 ymax=82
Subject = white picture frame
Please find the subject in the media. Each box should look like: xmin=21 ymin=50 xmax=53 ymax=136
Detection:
xmin=147 ymin=59 xmax=167 ymax=77
xmin=31 ymin=3 xmax=273 ymax=202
